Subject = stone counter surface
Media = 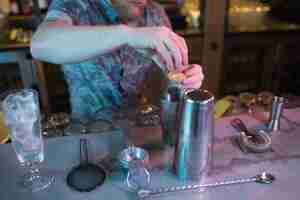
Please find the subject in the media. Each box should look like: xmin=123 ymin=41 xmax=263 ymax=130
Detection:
xmin=0 ymin=108 xmax=300 ymax=200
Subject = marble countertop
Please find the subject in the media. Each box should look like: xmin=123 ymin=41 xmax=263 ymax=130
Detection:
xmin=0 ymin=107 xmax=300 ymax=200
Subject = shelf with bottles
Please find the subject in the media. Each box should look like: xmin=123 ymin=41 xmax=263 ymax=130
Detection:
xmin=229 ymin=0 xmax=270 ymax=14
xmin=7 ymin=0 xmax=48 ymax=19
xmin=161 ymin=0 xmax=272 ymax=32
xmin=5 ymin=0 xmax=48 ymax=31
xmin=0 ymin=0 xmax=47 ymax=47
xmin=158 ymin=0 xmax=204 ymax=31
xmin=228 ymin=0 xmax=300 ymax=33
xmin=160 ymin=0 xmax=300 ymax=33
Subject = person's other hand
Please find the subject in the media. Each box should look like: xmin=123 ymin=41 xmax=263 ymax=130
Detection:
xmin=127 ymin=26 xmax=188 ymax=71
xmin=179 ymin=64 xmax=204 ymax=89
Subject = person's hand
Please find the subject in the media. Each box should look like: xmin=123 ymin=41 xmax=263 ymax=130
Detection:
xmin=127 ymin=26 xmax=188 ymax=71
xmin=179 ymin=64 xmax=204 ymax=89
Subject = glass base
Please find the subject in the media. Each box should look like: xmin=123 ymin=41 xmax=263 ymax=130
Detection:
xmin=21 ymin=170 xmax=54 ymax=192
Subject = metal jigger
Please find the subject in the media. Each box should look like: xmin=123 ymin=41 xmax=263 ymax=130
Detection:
xmin=268 ymin=96 xmax=284 ymax=132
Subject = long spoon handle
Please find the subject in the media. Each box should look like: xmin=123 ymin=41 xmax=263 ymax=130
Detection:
xmin=138 ymin=172 xmax=275 ymax=199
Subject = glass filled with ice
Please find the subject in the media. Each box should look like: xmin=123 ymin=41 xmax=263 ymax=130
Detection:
xmin=2 ymin=89 xmax=53 ymax=192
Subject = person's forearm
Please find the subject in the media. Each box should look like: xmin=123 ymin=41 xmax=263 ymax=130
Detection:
xmin=31 ymin=22 xmax=131 ymax=64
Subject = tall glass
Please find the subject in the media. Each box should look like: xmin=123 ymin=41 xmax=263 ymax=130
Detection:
xmin=2 ymin=89 xmax=54 ymax=192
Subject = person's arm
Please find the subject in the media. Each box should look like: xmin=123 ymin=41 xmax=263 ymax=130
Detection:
xmin=31 ymin=19 xmax=187 ymax=70
xmin=31 ymin=20 xmax=132 ymax=64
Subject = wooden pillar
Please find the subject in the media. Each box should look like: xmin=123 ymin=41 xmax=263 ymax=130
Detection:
xmin=15 ymin=50 xmax=35 ymax=88
xmin=201 ymin=0 xmax=228 ymax=97
xmin=33 ymin=60 xmax=51 ymax=114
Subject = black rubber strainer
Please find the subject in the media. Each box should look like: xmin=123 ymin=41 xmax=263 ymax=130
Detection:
xmin=67 ymin=139 xmax=106 ymax=192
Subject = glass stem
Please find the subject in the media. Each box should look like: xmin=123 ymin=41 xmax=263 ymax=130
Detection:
xmin=23 ymin=161 xmax=41 ymax=180
xmin=29 ymin=164 xmax=40 ymax=174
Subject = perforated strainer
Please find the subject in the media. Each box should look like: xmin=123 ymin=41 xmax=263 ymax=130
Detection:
xmin=66 ymin=139 xmax=106 ymax=192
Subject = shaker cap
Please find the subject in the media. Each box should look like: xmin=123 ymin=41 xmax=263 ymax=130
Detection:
xmin=161 ymin=86 xmax=184 ymax=102
xmin=185 ymin=89 xmax=214 ymax=105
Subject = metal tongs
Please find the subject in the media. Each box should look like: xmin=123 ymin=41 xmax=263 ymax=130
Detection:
xmin=230 ymin=118 xmax=272 ymax=153
xmin=231 ymin=118 xmax=255 ymax=138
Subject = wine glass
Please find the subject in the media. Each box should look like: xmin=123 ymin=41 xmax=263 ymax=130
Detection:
xmin=2 ymin=89 xmax=54 ymax=192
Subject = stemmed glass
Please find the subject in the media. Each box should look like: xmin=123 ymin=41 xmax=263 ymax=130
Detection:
xmin=2 ymin=89 xmax=54 ymax=192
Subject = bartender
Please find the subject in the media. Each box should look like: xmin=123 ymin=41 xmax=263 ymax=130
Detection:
xmin=31 ymin=0 xmax=204 ymax=121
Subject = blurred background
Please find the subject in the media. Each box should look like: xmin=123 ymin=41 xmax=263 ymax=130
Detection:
xmin=0 ymin=0 xmax=300 ymax=115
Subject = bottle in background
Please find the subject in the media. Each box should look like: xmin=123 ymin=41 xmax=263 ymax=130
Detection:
xmin=38 ymin=0 xmax=48 ymax=12
xmin=0 ymin=0 xmax=11 ymax=15
xmin=22 ymin=0 xmax=33 ymax=15
xmin=10 ymin=0 xmax=20 ymax=15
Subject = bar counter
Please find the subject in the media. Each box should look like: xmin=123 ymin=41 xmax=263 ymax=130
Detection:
xmin=0 ymin=107 xmax=300 ymax=200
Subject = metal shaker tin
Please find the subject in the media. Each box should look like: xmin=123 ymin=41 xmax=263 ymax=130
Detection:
xmin=173 ymin=89 xmax=215 ymax=181
xmin=160 ymin=86 xmax=184 ymax=146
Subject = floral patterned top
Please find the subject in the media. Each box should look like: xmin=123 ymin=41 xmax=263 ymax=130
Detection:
xmin=45 ymin=0 xmax=171 ymax=120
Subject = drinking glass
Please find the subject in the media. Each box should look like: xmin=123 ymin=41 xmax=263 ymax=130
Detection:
xmin=2 ymin=89 xmax=54 ymax=192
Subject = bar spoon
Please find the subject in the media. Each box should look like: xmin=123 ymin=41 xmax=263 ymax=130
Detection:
xmin=138 ymin=172 xmax=275 ymax=199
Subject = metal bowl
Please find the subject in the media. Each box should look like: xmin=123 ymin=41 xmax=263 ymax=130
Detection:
xmin=118 ymin=146 xmax=149 ymax=170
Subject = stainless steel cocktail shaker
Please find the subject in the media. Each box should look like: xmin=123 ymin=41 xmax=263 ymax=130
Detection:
xmin=160 ymin=86 xmax=184 ymax=146
xmin=173 ymin=89 xmax=215 ymax=181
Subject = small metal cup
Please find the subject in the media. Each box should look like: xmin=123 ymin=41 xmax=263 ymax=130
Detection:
xmin=118 ymin=146 xmax=150 ymax=172
xmin=173 ymin=89 xmax=215 ymax=181
xmin=268 ymin=96 xmax=284 ymax=132
xmin=118 ymin=147 xmax=150 ymax=190
xmin=160 ymin=86 xmax=184 ymax=146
